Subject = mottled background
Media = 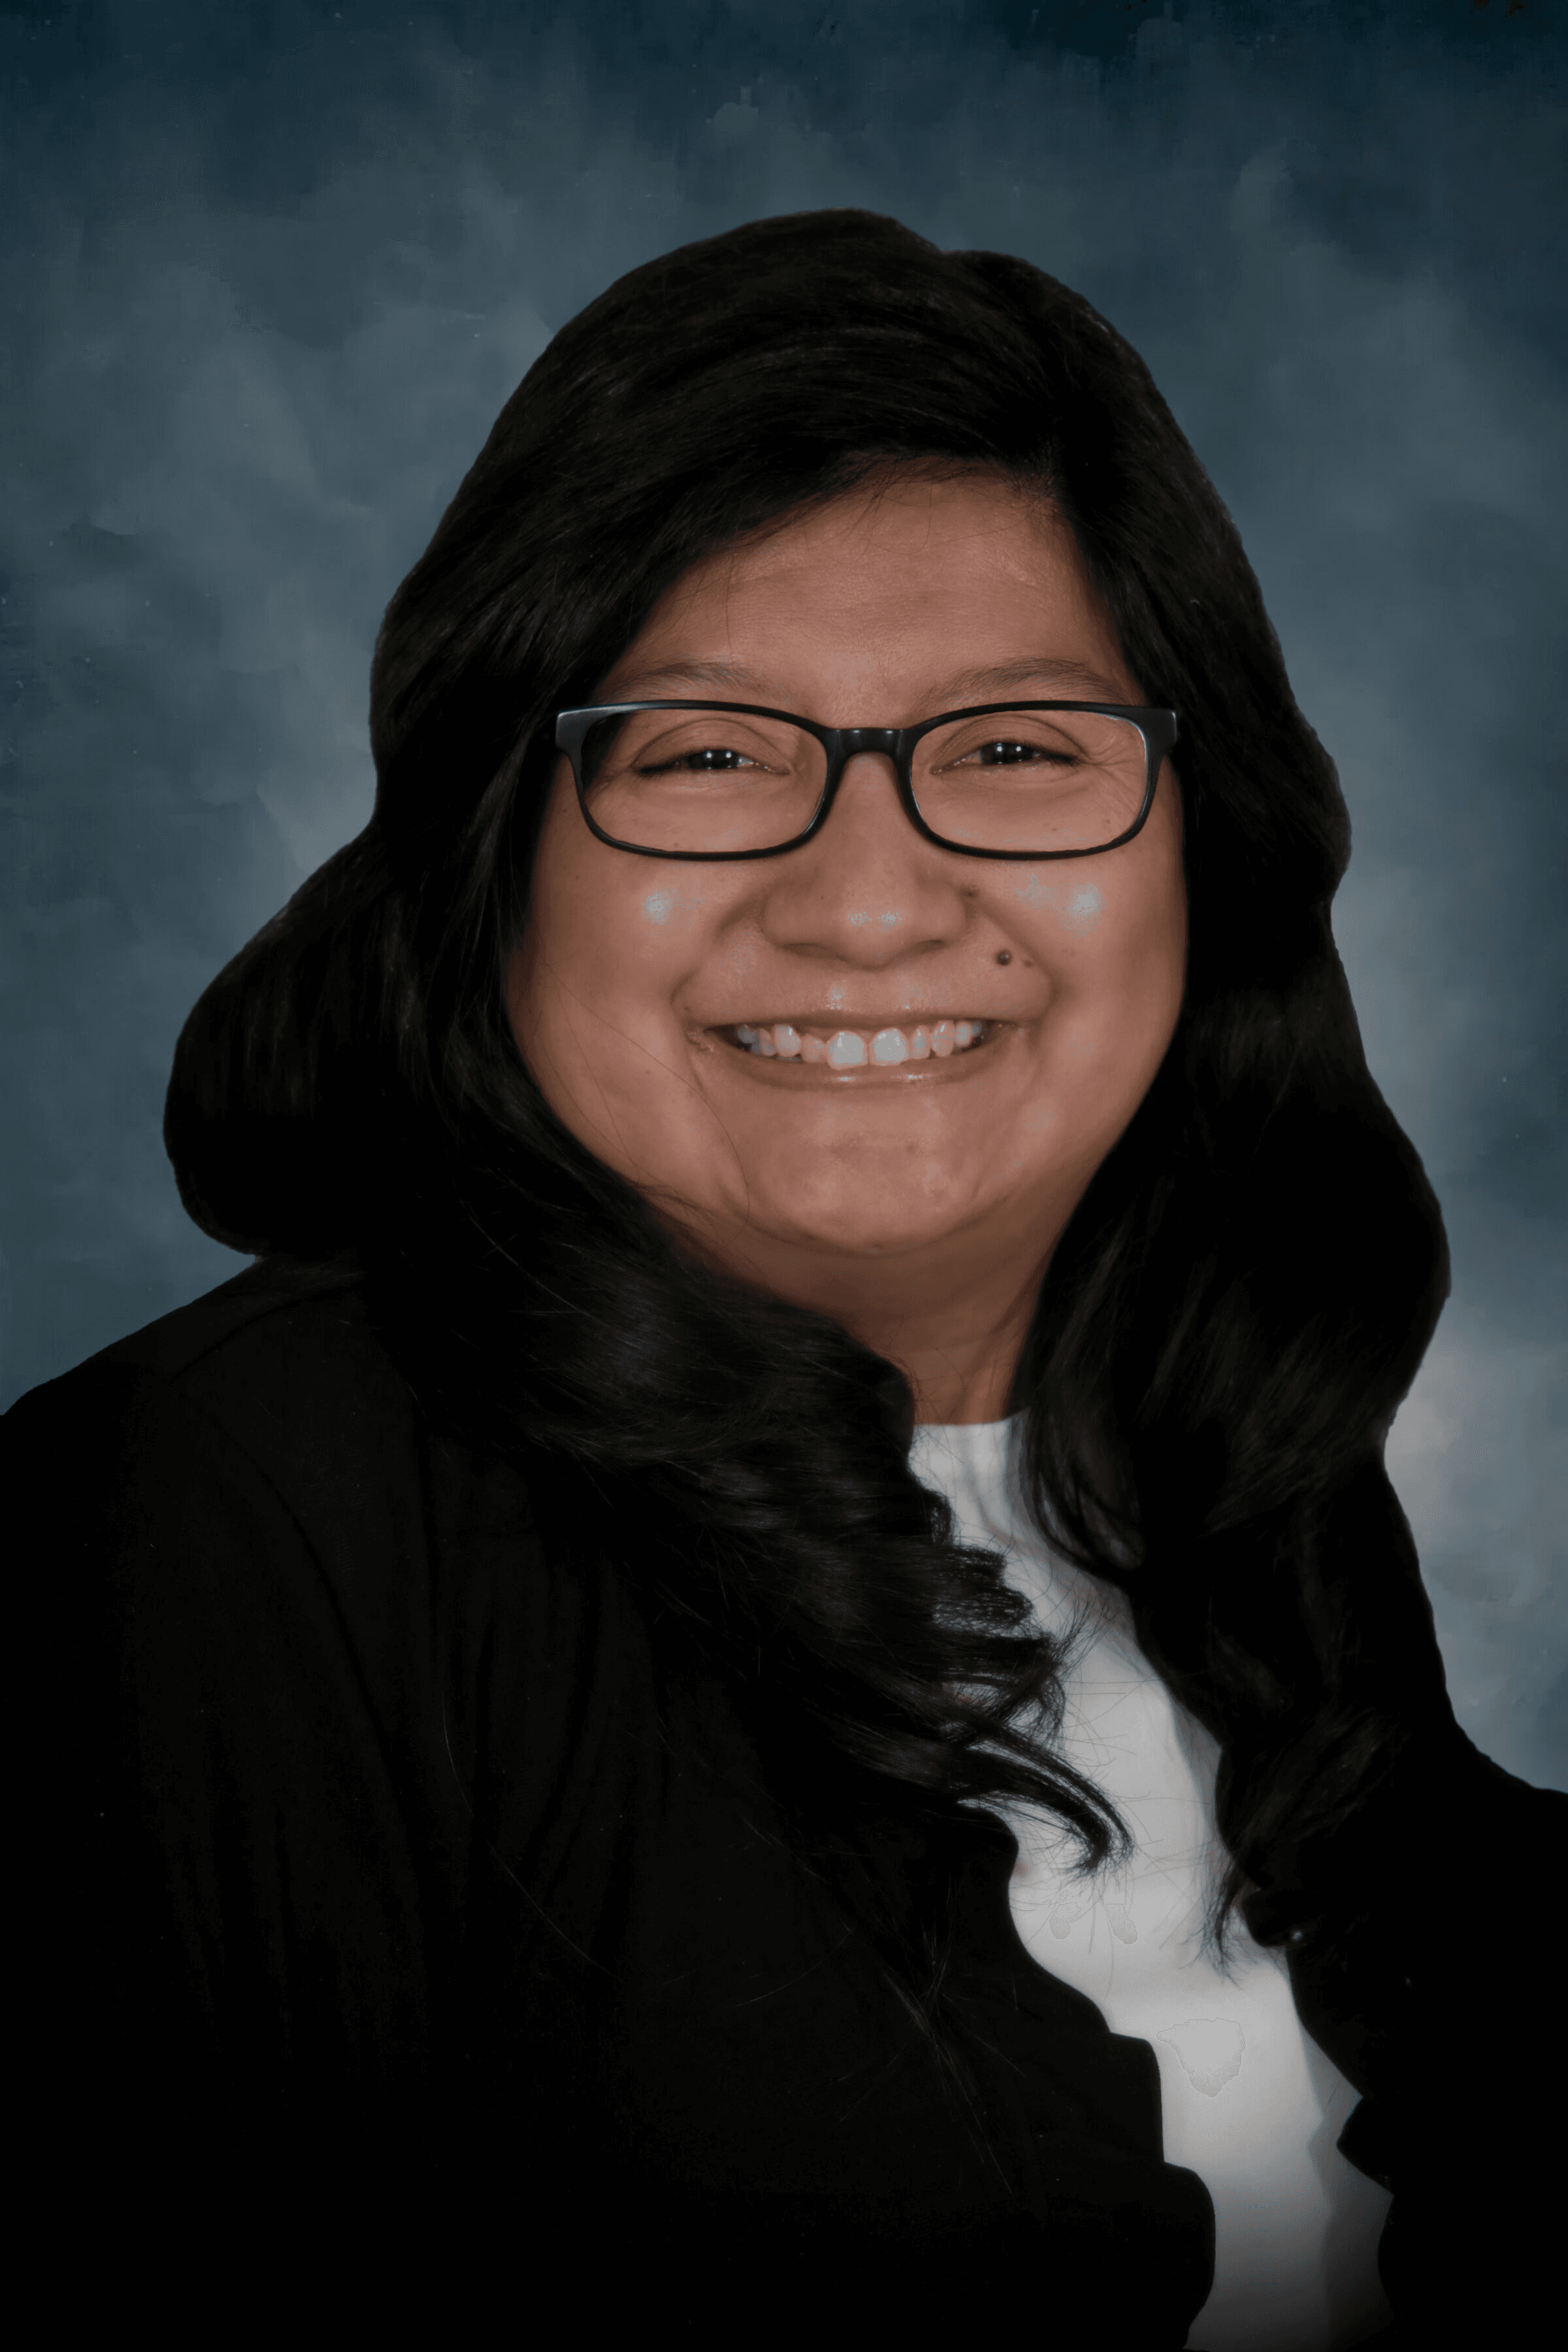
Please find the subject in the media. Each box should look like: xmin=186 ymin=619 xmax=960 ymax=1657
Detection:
xmin=3 ymin=0 xmax=1563 ymax=1786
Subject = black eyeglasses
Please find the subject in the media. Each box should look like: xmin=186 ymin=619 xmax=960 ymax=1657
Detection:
xmin=555 ymin=700 xmax=1178 ymax=862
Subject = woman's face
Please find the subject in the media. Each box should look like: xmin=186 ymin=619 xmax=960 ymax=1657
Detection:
xmin=508 ymin=469 xmax=1186 ymax=1352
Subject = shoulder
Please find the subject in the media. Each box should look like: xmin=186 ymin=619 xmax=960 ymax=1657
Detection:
xmin=35 ymin=1252 xmax=397 ymax=1418
xmin=3 ymin=1258 xmax=575 ymax=1789
xmin=2 ymin=1258 xmax=426 ymax=1539
xmin=6 ymin=1254 xmax=383 ymax=1405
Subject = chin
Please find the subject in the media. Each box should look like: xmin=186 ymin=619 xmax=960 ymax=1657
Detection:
xmin=741 ymin=1183 xmax=981 ymax=1262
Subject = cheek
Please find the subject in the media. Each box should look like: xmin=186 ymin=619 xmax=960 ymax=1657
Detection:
xmin=1008 ymin=860 xmax=1185 ymax=1081
xmin=1013 ymin=874 xmax=1107 ymax=932
xmin=521 ymin=815 xmax=684 ymax=1021
xmin=1009 ymin=868 xmax=1179 ymax=979
xmin=512 ymin=812 xmax=745 ymax=1083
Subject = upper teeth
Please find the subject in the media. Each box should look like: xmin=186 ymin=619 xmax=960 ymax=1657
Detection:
xmin=732 ymin=1020 xmax=986 ymax=1065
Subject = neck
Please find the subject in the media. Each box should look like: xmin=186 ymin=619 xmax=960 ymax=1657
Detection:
xmin=843 ymin=1262 xmax=1039 ymax=1422
xmin=877 ymin=1285 xmax=1038 ymax=1426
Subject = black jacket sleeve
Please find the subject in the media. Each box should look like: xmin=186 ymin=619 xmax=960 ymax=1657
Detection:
xmin=1273 ymin=1727 xmax=1567 ymax=2345
xmin=12 ymin=1349 xmax=477 ymax=2318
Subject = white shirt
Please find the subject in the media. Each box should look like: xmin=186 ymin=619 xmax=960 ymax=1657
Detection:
xmin=911 ymin=1417 xmax=1394 ymax=2352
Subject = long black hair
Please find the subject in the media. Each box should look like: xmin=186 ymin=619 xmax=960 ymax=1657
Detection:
xmin=165 ymin=209 xmax=1454 ymax=2082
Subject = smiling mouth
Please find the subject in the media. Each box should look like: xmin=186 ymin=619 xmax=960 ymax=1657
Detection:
xmin=726 ymin=1019 xmax=994 ymax=1068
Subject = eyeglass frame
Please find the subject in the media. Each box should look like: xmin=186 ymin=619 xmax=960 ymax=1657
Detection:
xmin=554 ymin=700 xmax=1180 ymax=864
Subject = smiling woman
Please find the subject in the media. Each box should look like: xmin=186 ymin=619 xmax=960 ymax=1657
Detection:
xmin=6 ymin=211 xmax=1561 ymax=2345
xmin=510 ymin=474 xmax=1188 ymax=1423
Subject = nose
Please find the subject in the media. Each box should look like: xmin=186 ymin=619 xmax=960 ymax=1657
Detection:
xmin=759 ymin=749 xmax=969 ymax=963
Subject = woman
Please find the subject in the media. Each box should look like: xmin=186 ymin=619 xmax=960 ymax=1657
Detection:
xmin=9 ymin=211 xmax=1560 ymax=2345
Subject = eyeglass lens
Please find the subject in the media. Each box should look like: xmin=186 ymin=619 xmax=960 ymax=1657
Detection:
xmin=578 ymin=707 xmax=1150 ymax=856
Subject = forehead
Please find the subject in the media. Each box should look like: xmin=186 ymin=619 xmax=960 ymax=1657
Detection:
xmin=601 ymin=468 xmax=1137 ymax=711
xmin=683 ymin=468 xmax=1074 ymax=595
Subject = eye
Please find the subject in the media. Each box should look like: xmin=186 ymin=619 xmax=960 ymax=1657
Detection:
xmin=639 ymin=743 xmax=770 ymax=775
xmin=955 ymin=738 xmax=1073 ymax=768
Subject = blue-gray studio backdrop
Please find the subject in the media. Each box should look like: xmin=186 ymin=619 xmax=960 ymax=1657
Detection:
xmin=3 ymin=0 xmax=1564 ymax=1786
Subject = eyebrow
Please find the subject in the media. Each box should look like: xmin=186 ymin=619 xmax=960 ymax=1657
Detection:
xmin=601 ymin=655 xmax=1135 ymax=704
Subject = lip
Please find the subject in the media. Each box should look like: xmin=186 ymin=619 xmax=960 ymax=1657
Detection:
xmin=718 ymin=1014 xmax=998 ymax=1034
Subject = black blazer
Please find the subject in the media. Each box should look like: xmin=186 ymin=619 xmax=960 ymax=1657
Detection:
xmin=7 ymin=1259 xmax=1560 ymax=2342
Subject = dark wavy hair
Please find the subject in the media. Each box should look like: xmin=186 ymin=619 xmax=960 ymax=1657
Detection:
xmin=165 ymin=210 xmax=1453 ymax=2097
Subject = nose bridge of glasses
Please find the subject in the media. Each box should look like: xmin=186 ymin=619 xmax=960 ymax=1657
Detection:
xmin=832 ymin=725 xmax=905 ymax=757
xmin=825 ymin=726 xmax=912 ymax=802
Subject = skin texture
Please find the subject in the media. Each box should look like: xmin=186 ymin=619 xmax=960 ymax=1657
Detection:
xmin=506 ymin=468 xmax=1187 ymax=1424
